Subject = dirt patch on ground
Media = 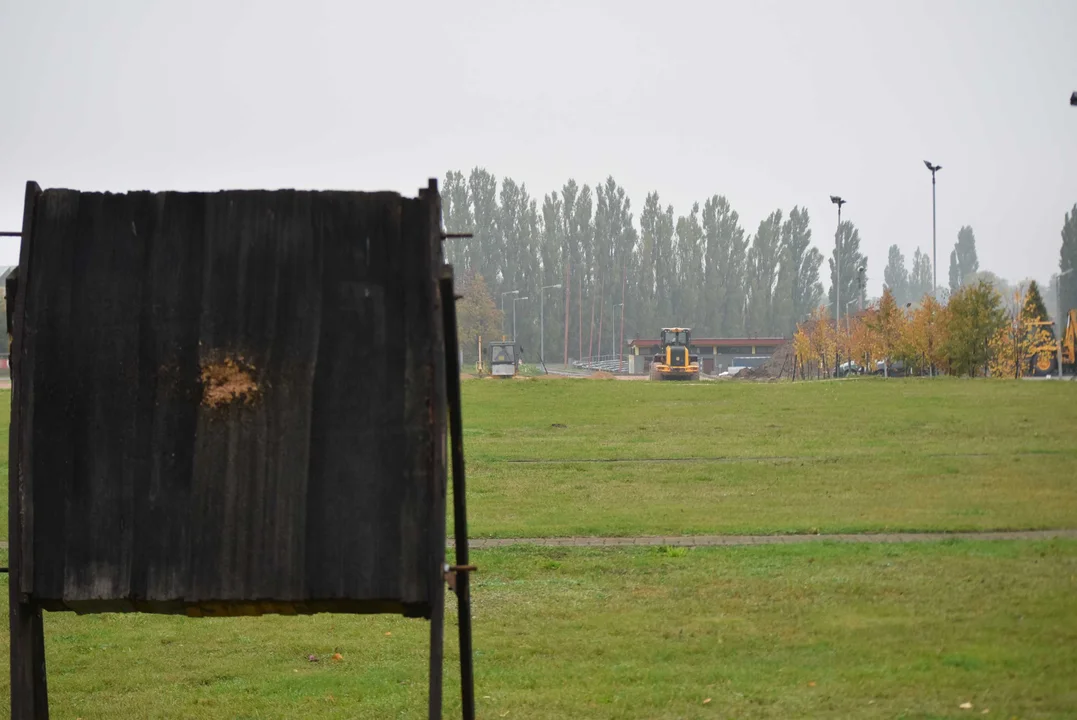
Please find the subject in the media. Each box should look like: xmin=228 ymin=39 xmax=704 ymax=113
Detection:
xmin=589 ymin=371 xmax=616 ymax=379
xmin=201 ymin=355 xmax=259 ymax=408
xmin=739 ymin=342 xmax=795 ymax=380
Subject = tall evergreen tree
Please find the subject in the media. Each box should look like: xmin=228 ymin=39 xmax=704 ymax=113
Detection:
xmin=950 ymin=225 xmax=980 ymax=291
xmin=592 ymin=177 xmax=635 ymax=357
xmin=1022 ymin=280 xmax=1053 ymax=340
xmin=442 ymin=170 xmax=473 ymax=271
xmin=774 ymin=206 xmax=822 ymax=334
xmin=745 ymin=210 xmax=783 ymax=335
xmin=883 ymin=244 xmax=909 ymax=306
xmin=541 ymin=191 xmax=565 ymax=363
xmin=827 ymin=220 xmax=868 ymax=322
xmin=468 ymin=168 xmax=500 ymax=292
xmin=701 ymin=195 xmax=748 ymax=336
xmin=638 ymin=192 xmax=674 ymax=336
xmin=674 ymin=203 xmax=704 ymax=331
xmin=652 ymin=198 xmax=676 ymax=331
xmin=571 ymin=184 xmax=595 ymax=358
xmin=1021 ymin=280 xmax=1055 ymax=374
xmin=910 ymin=247 xmax=933 ymax=302
xmin=1060 ymin=203 xmax=1077 ymax=319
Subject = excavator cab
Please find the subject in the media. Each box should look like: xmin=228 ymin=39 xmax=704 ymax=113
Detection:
xmin=488 ymin=341 xmax=517 ymax=378
xmin=649 ymin=327 xmax=700 ymax=381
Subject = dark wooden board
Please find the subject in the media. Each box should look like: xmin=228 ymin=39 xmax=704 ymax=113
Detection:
xmin=14 ymin=185 xmax=446 ymax=618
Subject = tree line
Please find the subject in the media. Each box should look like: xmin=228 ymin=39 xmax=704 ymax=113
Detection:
xmin=444 ymin=168 xmax=859 ymax=363
xmin=443 ymin=167 xmax=1077 ymax=369
xmin=793 ymin=279 xmax=1058 ymax=379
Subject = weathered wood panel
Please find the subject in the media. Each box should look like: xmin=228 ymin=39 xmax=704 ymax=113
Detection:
xmin=9 ymin=181 xmax=51 ymax=720
xmin=15 ymin=185 xmax=446 ymax=618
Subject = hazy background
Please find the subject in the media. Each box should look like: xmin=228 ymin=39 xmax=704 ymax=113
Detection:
xmin=1 ymin=0 xmax=1075 ymax=296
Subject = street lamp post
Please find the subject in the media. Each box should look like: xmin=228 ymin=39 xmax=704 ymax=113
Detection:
xmin=613 ymin=303 xmax=623 ymax=369
xmin=857 ymin=266 xmax=866 ymax=312
xmin=500 ymin=289 xmax=519 ymax=338
xmin=512 ymin=296 xmax=529 ymax=346
xmin=830 ymin=195 xmax=846 ymax=375
xmin=540 ymin=283 xmax=562 ymax=366
xmin=924 ymin=161 xmax=942 ymax=297
xmin=1057 ymin=268 xmax=1074 ymax=378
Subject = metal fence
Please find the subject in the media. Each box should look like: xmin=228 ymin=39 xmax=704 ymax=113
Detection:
xmin=571 ymin=354 xmax=627 ymax=372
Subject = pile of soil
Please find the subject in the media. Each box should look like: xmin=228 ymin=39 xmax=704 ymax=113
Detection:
xmin=739 ymin=342 xmax=795 ymax=380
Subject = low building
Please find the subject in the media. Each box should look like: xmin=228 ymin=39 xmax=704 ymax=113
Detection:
xmin=625 ymin=336 xmax=788 ymax=375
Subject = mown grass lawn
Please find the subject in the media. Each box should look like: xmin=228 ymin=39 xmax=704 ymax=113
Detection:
xmin=2 ymin=379 xmax=1076 ymax=540
xmin=452 ymin=377 xmax=1077 ymax=537
xmin=1 ymin=378 xmax=1076 ymax=716
xmin=1 ymin=540 xmax=1075 ymax=719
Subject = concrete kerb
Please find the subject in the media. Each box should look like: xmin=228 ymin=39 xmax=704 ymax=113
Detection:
xmin=1 ymin=530 xmax=1073 ymax=554
xmin=447 ymin=529 xmax=1077 ymax=550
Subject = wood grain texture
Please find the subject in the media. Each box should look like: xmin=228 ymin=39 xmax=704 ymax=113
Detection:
xmin=15 ymin=186 xmax=447 ymax=619
xmin=9 ymin=180 xmax=50 ymax=720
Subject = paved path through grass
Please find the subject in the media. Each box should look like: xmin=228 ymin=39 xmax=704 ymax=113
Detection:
xmin=449 ymin=528 xmax=1077 ymax=549
xmin=2 ymin=529 xmax=1075 ymax=553
xmin=3 ymin=530 xmax=1073 ymax=553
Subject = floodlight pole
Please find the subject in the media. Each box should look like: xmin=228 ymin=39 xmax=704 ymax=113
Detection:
xmin=924 ymin=161 xmax=942 ymax=298
xmin=540 ymin=283 xmax=562 ymax=366
xmin=513 ymin=296 xmax=529 ymax=345
xmin=830 ymin=195 xmax=846 ymax=376
xmin=500 ymin=290 xmax=519 ymax=338
xmin=613 ymin=303 xmax=623 ymax=369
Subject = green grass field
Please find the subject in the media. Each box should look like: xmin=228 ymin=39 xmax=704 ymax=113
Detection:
xmin=1 ymin=378 xmax=1076 ymax=718
xmin=454 ymin=377 xmax=1077 ymax=537
xmin=1 ymin=541 xmax=1075 ymax=719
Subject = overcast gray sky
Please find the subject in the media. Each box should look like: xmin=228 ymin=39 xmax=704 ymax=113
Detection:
xmin=2 ymin=0 xmax=1075 ymax=296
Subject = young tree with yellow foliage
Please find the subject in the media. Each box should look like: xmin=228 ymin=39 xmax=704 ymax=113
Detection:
xmin=944 ymin=279 xmax=1006 ymax=377
xmin=1021 ymin=281 xmax=1056 ymax=375
xmin=905 ymin=294 xmax=948 ymax=376
xmin=793 ymin=306 xmax=837 ymax=378
xmin=864 ymin=287 xmax=906 ymax=376
xmin=455 ymin=272 xmax=503 ymax=365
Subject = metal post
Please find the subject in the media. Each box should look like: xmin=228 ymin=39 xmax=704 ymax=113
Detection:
xmin=500 ymin=290 xmax=518 ymax=338
xmin=924 ymin=161 xmax=942 ymax=298
xmin=613 ymin=303 xmax=623 ymax=368
xmin=830 ymin=196 xmax=846 ymax=376
xmin=513 ymin=296 xmax=528 ymax=345
xmin=540 ymin=283 xmax=562 ymax=367
xmin=932 ymin=172 xmax=937 ymax=296
xmin=439 ymin=272 xmax=477 ymax=720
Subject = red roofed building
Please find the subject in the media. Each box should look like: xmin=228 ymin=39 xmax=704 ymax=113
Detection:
xmin=625 ymin=336 xmax=789 ymax=375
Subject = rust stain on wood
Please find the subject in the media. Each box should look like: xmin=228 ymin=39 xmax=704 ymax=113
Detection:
xmin=200 ymin=354 xmax=259 ymax=408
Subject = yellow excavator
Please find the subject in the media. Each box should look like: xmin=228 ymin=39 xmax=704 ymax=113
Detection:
xmin=1059 ymin=309 xmax=1077 ymax=376
xmin=1030 ymin=309 xmax=1077 ymax=376
xmin=649 ymin=327 xmax=700 ymax=381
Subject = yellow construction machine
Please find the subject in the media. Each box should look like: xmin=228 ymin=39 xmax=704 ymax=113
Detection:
xmin=649 ymin=327 xmax=700 ymax=381
xmin=1061 ymin=309 xmax=1077 ymax=375
xmin=1029 ymin=309 xmax=1077 ymax=376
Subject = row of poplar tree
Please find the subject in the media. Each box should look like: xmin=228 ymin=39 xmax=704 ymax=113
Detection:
xmin=444 ymin=167 xmax=903 ymax=364
xmin=443 ymin=167 xmax=1077 ymax=365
